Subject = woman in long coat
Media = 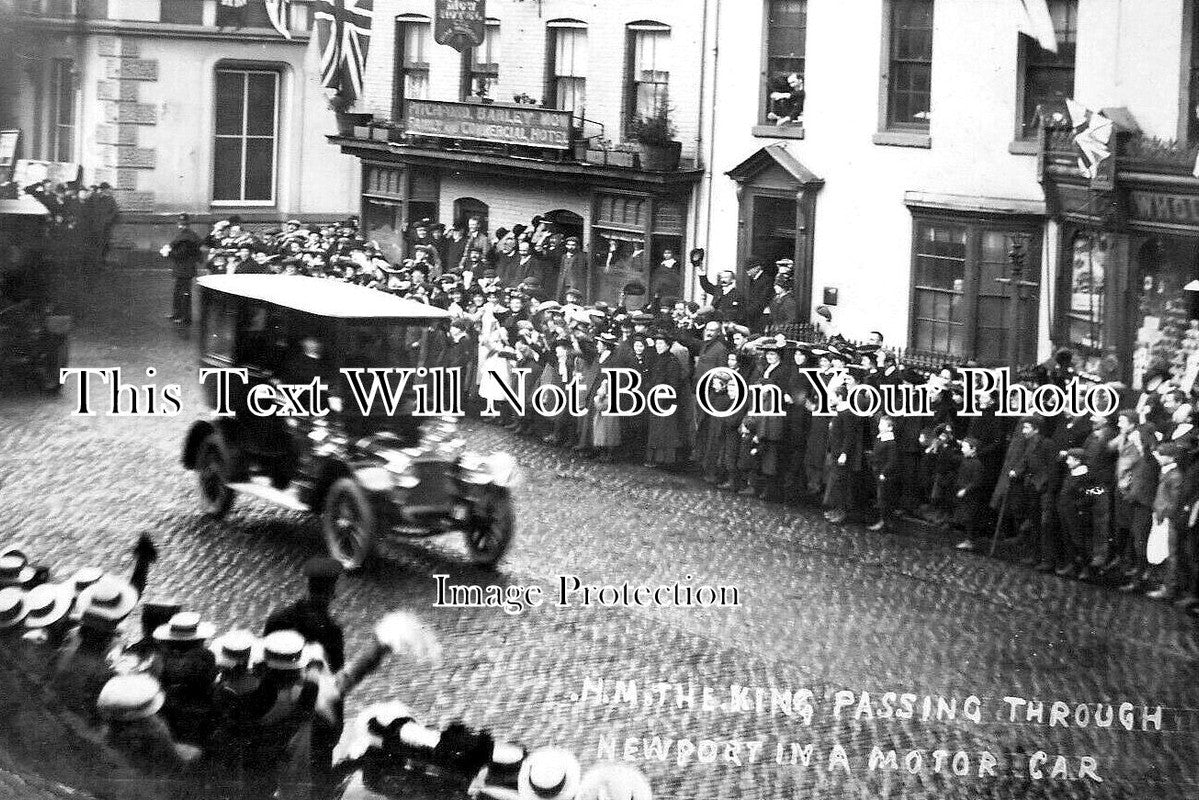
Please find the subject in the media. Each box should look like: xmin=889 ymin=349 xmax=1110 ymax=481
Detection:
xmin=742 ymin=341 xmax=795 ymax=499
xmin=804 ymin=352 xmax=834 ymax=499
xmin=620 ymin=337 xmax=652 ymax=459
xmin=588 ymin=335 xmax=624 ymax=459
xmin=645 ymin=334 xmax=686 ymax=467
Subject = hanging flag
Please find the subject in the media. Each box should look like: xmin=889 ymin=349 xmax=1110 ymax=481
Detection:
xmin=265 ymin=0 xmax=293 ymax=40
xmin=1066 ymin=101 xmax=1114 ymax=180
xmin=314 ymin=0 xmax=374 ymax=103
xmin=217 ymin=0 xmax=248 ymax=28
xmin=1013 ymin=0 xmax=1058 ymax=54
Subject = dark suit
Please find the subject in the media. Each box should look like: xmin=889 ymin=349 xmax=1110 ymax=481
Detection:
xmin=766 ymin=291 xmax=800 ymax=333
xmin=167 ymin=227 xmax=202 ymax=323
xmin=743 ymin=273 xmax=774 ymax=332
xmin=557 ymin=250 xmax=588 ymax=300
xmin=698 ymin=274 xmax=747 ymax=324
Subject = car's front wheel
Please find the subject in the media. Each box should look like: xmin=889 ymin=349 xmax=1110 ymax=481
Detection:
xmin=197 ymin=433 xmax=235 ymax=519
xmin=322 ymin=478 xmax=377 ymax=571
xmin=465 ymin=489 xmax=514 ymax=569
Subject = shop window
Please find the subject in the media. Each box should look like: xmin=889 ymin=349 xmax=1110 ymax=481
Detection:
xmin=462 ymin=19 xmax=501 ymax=101
xmin=48 ymin=59 xmax=75 ymax=162
xmin=882 ymin=0 xmax=934 ymax=131
xmin=394 ymin=15 xmax=431 ymax=122
xmin=548 ymin=21 xmax=587 ymax=117
xmin=910 ymin=216 xmax=1040 ymax=364
xmin=1018 ymin=0 xmax=1077 ymax=139
xmin=1066 ymin=232 xmax=1108 ymax=364
xmin=453 ymin=197 xmax=489 ymax=232
xmin=762 ymin=0 xmax=806 ymax=126
xmin=213 ymin=68 xmax=279 ymax=204
xmin=625 ymin=22 xmax=671 ymax=131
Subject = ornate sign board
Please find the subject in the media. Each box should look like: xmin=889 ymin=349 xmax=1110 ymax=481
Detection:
xmin=434 ymin=0 xmax=486 ymax=53
xmin=405 ymin=100 xmax=572 ymax=150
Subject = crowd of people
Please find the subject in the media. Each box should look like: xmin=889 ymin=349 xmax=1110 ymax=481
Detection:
xmin=1 ymin=537 xmax=647 ymax=799
xmin=18 ymin=179 xmax=121 ymax=269
xmin=161 ymin=210 xmax=1199 ymax=616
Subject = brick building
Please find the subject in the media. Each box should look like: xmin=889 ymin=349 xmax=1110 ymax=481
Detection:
xmin=335 ymin=0 xmax=708 ymax=305
xmin=7 ymin=0 xmax=358 ymax=260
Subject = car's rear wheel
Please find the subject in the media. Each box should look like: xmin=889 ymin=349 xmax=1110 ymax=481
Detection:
xmin=322 ymin=478 xmax=377 ymax=571
xmin=197 ymin=433 xmax=235 ymax=519
xmin=465 ymin=489 xmax=514 ymax=569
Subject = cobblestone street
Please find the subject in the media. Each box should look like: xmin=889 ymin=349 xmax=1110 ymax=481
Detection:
xmin=2 ymin=270 xmax=1198 ymax=799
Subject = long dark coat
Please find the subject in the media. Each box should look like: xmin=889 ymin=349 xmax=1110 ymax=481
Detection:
xmin=645 ymin=350 xmax=686 ymax=457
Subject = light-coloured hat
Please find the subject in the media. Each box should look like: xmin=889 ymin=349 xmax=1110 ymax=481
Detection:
xmin=96 ymin=674 xmax=165 ymax=722
xmin=0 ymin=587 xmax=29 ymax=630
xmin=578 ymin=764 xmax=653 ymax=800
xmin=70 ymin=566 xmax=104 ymax=594
xmin=76 ymin=577 xmax=138 ymax=630
xmin=22 ymin=583 xmax=73 ymax=629
xmin=153 ymin=611 xmax=216 ymax=643
xmin=0 ymin=549 xmax=36 ymax=588
xmin=518 ymin=747 xmax=582 ymax=800
xmin=212 ymin=629 xmax=261 ymax=670
xmin=263 ymin=630 xmax=307 ymax=671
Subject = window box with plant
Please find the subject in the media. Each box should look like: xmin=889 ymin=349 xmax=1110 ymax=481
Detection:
xmin=628 ymin=100 xmax=680 ymax=171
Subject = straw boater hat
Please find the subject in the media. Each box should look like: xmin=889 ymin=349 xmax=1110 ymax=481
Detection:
xmin=578 ymin=764 xmax=654 ymax=800
xmin=70 ymin=566 xmax=104 ymax=594
xmin=263 ymin=630 xmax=307 ymax=671
xmin=154 ymin=611 xmax=216 ymax=643
xmin=211 ymin=629 xmax=261 ymax=670
xmin=76 ymin=577 xmax=138 ymax=630
xmin=517 ymin=747 xmax=582 ymax=800
xmin=96 ymin=674 xmax=166 ymax=723
xmin=0 ymin=587 xmax=29 ymax=630
xmin=0 ymin=548 xmax=36 ymax=588
xmin=22 ymin=583 xmax=73 ymax=630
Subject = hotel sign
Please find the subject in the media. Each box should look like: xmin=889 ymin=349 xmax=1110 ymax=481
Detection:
xmin=1129 ymin=191 xmax=1199 ymax=226
xmin=405 ymin=100 xmax=572 ymax=150
xmin=434 ymin=0 xmax=486 ymax=53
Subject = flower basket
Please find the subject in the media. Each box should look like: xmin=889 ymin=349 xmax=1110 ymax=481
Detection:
xmin=335 ymin=111 xmax=373 ymax=137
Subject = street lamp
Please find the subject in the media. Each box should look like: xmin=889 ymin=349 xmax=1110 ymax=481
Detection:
xmin=996 ymin=233 xmax=1038 ymax=369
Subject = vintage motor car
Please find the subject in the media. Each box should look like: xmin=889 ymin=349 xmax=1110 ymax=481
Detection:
xmin=0 ymin=193 xmax=71 ymax=393
xmin=180 ymin=274 xmax=518 ymax=570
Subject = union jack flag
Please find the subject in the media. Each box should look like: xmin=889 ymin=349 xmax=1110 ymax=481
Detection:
xmin=314 ymin=0 xmax=374 ymax=103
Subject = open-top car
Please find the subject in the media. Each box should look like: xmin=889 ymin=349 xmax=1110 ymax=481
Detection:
xmin=0 ymin=193 xmax=71 ymax=394
xmin=181 ymin=274 xmax=518 ymax=570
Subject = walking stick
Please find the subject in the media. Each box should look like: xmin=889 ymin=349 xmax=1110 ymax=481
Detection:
xmin=988 ymin=488 xmax=1010 ymax=557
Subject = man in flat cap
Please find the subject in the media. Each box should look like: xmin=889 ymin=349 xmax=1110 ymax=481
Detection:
xmin=264 ymin=556 xmax=345 ymax=672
